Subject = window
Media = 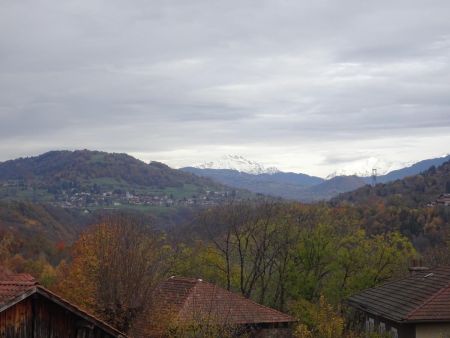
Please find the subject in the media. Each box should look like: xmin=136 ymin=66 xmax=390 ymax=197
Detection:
xmin=365 ymin=317 xmax=375 ymax=332
xmin=379 ymin=322 xmax=386 ymax=333
xmin=391 ymin=327 xmax=398 ymax=338
xmin=369 ymin=318 xmax=375 ymax=332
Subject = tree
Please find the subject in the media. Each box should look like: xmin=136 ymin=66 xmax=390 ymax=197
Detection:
xmin=195 ymin=200 xmax=294 ymax=306
xmin=0 ymin=231 xmax=14 ymax=266
xmin=56 ymin=214 xmax=168 ymax=333
xmin=286 ymin=220 xmax=415 ymax=305
xmin=292 ymin=296 xmax=344 ymax=338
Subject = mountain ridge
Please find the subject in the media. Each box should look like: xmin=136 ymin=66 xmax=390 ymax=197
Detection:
xmin=1 ymin=150 xmax=448 ymax=204
xmin=184 ymin=154 xmax=450 ymax=202
xmin=373 ymin=154 xmax=450 ymax=184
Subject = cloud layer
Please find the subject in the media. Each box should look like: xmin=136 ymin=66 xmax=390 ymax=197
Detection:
xmin=1 ymin=0 xmax=450 ymax=176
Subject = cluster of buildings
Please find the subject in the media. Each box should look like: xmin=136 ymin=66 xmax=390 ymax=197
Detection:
xmin=3 ymin=266 xmax=450 ymax=337
xmin=0 ymin=179 xmax=236 ymax=209
xmin=434 ymin=193 xmax=450 ymax=206
xmin=0 ymin=273 xmax=294 ymax=338
xmin=428 ymin=193 xmax=450 ymax=207
xmin=51 ymin=189 xmax=234 ymax=209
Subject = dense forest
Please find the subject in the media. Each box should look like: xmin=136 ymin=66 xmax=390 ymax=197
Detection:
xmin=0 ymin=203 xmax=415 ymax=337
xmin=1 ymin=200 xmax=445 ymax=337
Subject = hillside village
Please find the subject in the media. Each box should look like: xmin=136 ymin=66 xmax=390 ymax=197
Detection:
xmin=0 ymin=179 xmax=237 ymax=209
xmin=52 ymin=188 xmax=236 ymax=209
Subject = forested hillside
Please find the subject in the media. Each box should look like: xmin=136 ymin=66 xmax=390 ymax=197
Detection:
xmin=0 ymin=200 xmax=88 ymax=241
xmin=335 ymin=160 xmax=450 ymax=207
xmin=1 ymin=196 xmax=449 ymax=336
xmin=0 ymin=150 xmax=220 ymax=189
xmin=0 ymin=150 xmax=243 ymax=210
xmin=373 ymin=154 xmax=450 ymax=183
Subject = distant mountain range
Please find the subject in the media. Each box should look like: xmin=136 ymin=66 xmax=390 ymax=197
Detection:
xmin=181 ymin=167 xmax=326 ymax=201
xmin=183 ymin=154 xmax=450 ymax=202
xmin=0 ymin=150 xmax=448 ymax=205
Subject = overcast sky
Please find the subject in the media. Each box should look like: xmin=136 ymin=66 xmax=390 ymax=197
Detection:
xmin=1 ymin=0 xmax=449 ymax=177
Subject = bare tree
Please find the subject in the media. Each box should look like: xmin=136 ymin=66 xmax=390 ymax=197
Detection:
xmin=199 ymin=200 xmax=294 ymax=307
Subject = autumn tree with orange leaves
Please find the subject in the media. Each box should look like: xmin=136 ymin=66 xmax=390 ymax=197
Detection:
xmin=56 ymin=214 xmax=168 ymax=333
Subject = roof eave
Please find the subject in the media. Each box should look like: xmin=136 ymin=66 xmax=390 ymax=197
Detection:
xmin=36 ymin=287 xmax=126 ymax=337
xmin=0 ymin=286 xmax=37 ymax=313
xmin=346 ymin=299 xmax=404 ymax=324
xmin=0 ymin=286 xmax=126 ymax=337
xmin=403 ymin=318 xmax=450 ymax=324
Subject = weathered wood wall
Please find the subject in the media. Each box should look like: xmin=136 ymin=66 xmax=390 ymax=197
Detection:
xmin=0 ymin=295 xmax=116 ymax=338
xmin=0 ymin=298 xmax=33 ymax=337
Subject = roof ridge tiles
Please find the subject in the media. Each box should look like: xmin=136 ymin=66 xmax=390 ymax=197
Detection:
xmin=405 ymin=281 xmax=450 ymax=321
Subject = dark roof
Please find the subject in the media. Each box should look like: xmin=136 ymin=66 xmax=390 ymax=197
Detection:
xmin=348 ymin=266 xmax=450 ymax=323
xmin=0 ymin=272 xmax=125 ymax=337
xmin=150 ymin=276 xmax=295 ymax=325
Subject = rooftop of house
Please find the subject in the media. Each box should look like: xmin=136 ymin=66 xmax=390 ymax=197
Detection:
xmin=347 ymin=266 xmax=450 ymax=323
xmin=148 ymin=276 xmax=296 ymax=326
xmin=0 ymin=272 xmax=37 ymax=308
xmin=0 ymin=271 xmax=125 ymax=337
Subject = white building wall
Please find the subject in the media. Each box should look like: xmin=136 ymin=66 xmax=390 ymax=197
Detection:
xmin=416 ymin=323 xmax=450 ymax=338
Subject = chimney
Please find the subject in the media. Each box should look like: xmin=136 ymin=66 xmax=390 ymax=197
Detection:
xmin=409 ymin=258 xmax=428 ymax=275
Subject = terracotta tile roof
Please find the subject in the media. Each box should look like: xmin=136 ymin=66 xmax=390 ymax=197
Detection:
xmin=151 ymin=276 xmax=295 ymax=325
xmin=348 ymin=266 xmax=450 ymax=323
xmin=0 ymin=272 xmax=37 ymax=308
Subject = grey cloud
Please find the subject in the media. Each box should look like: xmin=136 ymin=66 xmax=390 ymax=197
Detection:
xmin=1 ymin=0 xmax=450 ymax=176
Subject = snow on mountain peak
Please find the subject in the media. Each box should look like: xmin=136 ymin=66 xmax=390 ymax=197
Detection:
xmin=195 ymin=155 xmax=280 ymax=175
xmin=326 ymin=157 xmax=412 ymax=179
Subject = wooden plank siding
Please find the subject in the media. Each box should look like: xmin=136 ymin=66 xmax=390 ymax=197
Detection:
xmin=0 ymin=294 xmax=116 ymax=338
xmin=0 ymin=298 xmax=32 ymax=338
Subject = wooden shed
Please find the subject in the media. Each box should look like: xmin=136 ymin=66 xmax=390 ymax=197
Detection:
xmin=0 ymin=272 xmax=125 ymax=338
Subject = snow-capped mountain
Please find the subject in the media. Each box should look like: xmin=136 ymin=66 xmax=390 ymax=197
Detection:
xmin=195 ymin=155 xmax=280 ymax=175
xmin=185 ymin=154 xmax=449 ymax=202
xmin=326 ymin=157 xmax=413 ymax=179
